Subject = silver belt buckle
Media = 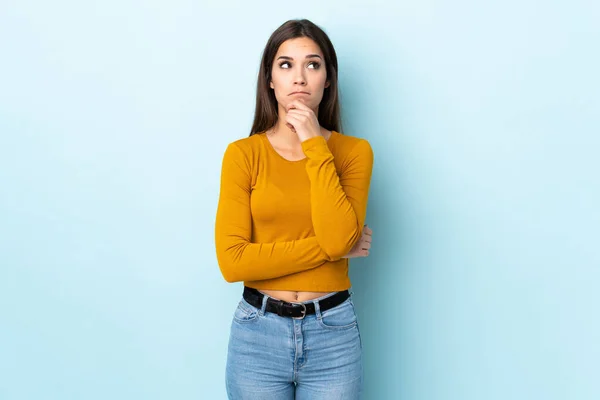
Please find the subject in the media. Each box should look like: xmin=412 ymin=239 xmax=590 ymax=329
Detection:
xmin=291 ymin=302 xmax=307 ymax=319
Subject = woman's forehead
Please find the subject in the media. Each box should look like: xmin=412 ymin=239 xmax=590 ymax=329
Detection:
xmin=276 ymin=37 xmax=323 ymax=58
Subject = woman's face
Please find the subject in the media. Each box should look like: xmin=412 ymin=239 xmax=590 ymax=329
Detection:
xmin=270 ymin=37 xmax=330 ymax=115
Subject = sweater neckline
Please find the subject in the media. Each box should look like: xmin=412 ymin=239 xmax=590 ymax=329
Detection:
xmin=261 ymin=130 xmax=337 ymax=163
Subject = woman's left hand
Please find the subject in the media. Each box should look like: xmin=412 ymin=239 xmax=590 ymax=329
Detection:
xmin=285 ymin=99 xmax=322 ymax=142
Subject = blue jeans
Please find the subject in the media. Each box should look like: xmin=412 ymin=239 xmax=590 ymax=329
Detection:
xmin=225 ymin=290 xmax=363 ymax=399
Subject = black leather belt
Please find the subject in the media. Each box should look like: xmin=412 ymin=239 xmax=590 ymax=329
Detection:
xmin=243 ymin=286 xmax=350 ymax=319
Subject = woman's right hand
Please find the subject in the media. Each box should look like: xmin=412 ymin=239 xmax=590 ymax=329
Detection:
xmin=342 ymin=225 xmax=372 ymax=259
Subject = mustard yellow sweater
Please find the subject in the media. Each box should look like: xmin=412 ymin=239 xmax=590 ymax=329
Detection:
xmin=214 ymin=130 xmax=373 ymax=291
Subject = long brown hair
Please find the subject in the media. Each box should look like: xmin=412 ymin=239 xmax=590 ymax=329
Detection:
xmin=249 ymin=19 xmax=342 ymax=137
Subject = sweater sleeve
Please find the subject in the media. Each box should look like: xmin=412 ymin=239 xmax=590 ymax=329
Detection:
xmin=215 ymin=142 xmax=332 ymax=283
xmin=301 ymin=135 xmax=374 ymax=259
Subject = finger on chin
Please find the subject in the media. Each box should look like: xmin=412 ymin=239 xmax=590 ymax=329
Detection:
xmin=289 ymin=99 xmax=307 ymax=110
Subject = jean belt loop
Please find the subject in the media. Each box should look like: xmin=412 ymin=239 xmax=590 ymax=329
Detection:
xmin=313 ymin=297 xmax=322 ymax=319
xmin=259 ymin=292 xmax=269 ymax=315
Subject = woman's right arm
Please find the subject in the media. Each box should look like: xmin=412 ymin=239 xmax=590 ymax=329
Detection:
xmin=214 ymin=142 xmax=335 ymax=283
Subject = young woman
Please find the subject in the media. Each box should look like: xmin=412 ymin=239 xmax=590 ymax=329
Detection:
xmin=215 ymin=18 xmax=374 ymax=399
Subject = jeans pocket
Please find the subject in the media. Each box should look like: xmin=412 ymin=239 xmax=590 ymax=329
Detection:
xmin=317 ymin=298 xmax=357 ymax=330
xmin=233 ymin=299 xmax=259 ymax=324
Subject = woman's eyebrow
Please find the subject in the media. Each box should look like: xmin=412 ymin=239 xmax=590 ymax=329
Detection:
xmin=277 ymin=54 xmax=323 ymax=61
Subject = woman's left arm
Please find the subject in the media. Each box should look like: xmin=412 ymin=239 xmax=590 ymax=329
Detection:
xmin=301 ymin=136 xmax=374 ymax=259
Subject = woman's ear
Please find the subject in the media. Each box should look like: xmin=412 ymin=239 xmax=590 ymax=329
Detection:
xmin=324 ymin=80 xmax=330 ymax=88
xmin=270 ymin=81 xmax=274 ymax=89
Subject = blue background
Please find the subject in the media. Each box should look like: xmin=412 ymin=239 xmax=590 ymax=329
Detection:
xmin=1 ymin=1 xmax=598 ymax=399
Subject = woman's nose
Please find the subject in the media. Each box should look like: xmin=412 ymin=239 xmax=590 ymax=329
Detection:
xmin=294 ymin=70 xmax=306 ymax=85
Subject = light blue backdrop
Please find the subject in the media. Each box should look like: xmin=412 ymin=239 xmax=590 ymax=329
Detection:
xmin=1 ymin=1 xmax=598 ymax=399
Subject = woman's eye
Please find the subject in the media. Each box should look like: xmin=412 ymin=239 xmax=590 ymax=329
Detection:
xmin=278 ymin=61 xmax=321 ymax=69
